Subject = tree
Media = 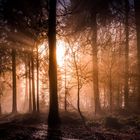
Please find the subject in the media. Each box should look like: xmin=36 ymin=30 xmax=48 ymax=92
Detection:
xmin=0 ymin=72 xmax=3 ymax=115
xmin=92 ymin=13 xmax=101 ymax=114
xmin=2 ymin=0 xmax=49 ymax=114
xmin=31 ymin=50 xmax=36 ymax=113
xmin=48 ymin=0 xmax=60 ymax=126
xmin=28 ymin=56 xmax=32 ymax=112
xmin=36 ymin=44 xmax=40 ymax=113
xmin=134 ymin=0 xmax=140 ymax=109
xmin=124 ymin=0 xmax=130 ymax=109
xmin=12 ymin=48 xmax=17 ymax=114
xmin=69 ymin=0 xmax=122 ymax=114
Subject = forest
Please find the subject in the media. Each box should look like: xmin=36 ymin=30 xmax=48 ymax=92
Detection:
xmin=0 ymin=0 xmax=140 ymax=139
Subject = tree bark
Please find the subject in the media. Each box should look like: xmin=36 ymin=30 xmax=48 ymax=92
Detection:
xmin=0 ymin=94 xmax=2 ymax=115
xmin=64 ymin=54 xmax=67 ymax=111
xmin=48 ymin=0 xmax=60 ymax=126
xmin=29 ymin=58 xmax=32 ymax=112
xmin=134 ymin=0 xmax=140 ymax=109
xmin=92 ymin=13 xmax=101 ymax=114
xmin=36 ymin=45 xmax=39 ymax=113
xmin=31 ymin=53 xmax=36 ymax=113
xmin=72 ymin=51 xmax=86 ymax=123
xmin=24 ymin=58 xmax=29 ymax=111
xmin=124 ymin=0 xmax=130 ymax=109
xmin=0 ymin=72 xmax=2 ymax=115
xmin=109 ymin=67 xmax=113 ymax=112
xmin=116 ymin=23 xmax=122 ymax=110
xmin=12 ymin=49 xmax=17 ymax=114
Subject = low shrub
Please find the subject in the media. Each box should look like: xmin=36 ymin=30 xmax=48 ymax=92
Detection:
xmin=104 ymin=116 xmax=122 ymax=129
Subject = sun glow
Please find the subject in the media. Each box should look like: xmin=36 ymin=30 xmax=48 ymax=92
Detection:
xmin=38 ymin=40 xmax=66 ymax=66
xmin=57 ymin=40 xmax=65 ymax=66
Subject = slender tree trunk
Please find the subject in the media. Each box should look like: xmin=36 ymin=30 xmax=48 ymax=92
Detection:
xmin=109 ymin=68 xmax=113 ymax=112
xmin=74 ymin=55 xmax=81 ymax=115
xmin=36 ymin=45 xmax=39 ymax=113
xmin=120 ymin=87 xmax=123 ymax=108
xmin=12 ymin=49 xmax=17 ymax=114
xmin=103 ymin=85 xmax=106 ymax=108
xmin=92 ymin=13 xmax=101 ymax=114
xmin=29 ymin=58 xmax=32 ymax=112
xmin=116 ymin=23 xmax=122 ymax=110
xmin=0 ymin=72 xmax=2 ymax=115
xmin=64 ymin=55 xmax=67 ymax=111
xmin=117 ymin=81 xmax=120 ymax=109
xmin=0 ymin=94 xmax=2 ymax=115
xmin=24 ymin=58 xmax=29 ymax=111
xmin=64 ymin=87 xmax=67 ymax=111
xmin=31 ymin=54 xmax=36 ymax=113
xmin=48 ymin=0 xmax=60 ymax=125
xmin=72 ymin=52 xmax=85 ymax=122
xmin=124 ymin=0 xmax=130 ymax=109
xmin=134 ymin=0 xmax=140 ymax=109
xmin=77 ymin=82 xmax=85 ymax=121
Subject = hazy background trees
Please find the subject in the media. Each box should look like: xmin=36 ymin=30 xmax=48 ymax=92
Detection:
xmin=0 ymin=0 xmax=139 ymax=126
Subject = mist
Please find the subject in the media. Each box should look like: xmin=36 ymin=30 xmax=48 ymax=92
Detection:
xmin=0 ymin=0 xmax=140 ymax=139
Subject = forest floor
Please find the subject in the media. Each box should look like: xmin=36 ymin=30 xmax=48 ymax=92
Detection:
xmin=0 ymin=111 xmax=140 ymax=140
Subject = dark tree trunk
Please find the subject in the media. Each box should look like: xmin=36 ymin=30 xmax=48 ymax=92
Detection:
xmin=36 ymin=45 xmax=39 ymax=113
xmin=77 ymin=72 xmax=85 ymax=121
xmin=0 ymin=72 xmax=2 ymax=115
xmin=134 ymin=0 xmax=140 ymax=109
xmin=116 ymin=23 xmax=122 ymax=110
xmin=117 ymin=81 xmax=120 ymax=109
xmin=64 ymin=56 xmax=67 ymax=111
xmin=74 ymin=54 xmax=81 ymax=116
xmin=24 ymin=58 xmax=29 ymax=111
xmin=103 ymin=85 xmax=106 ymax=108
xmin=109 ymin=68 xmax=113 ymax=112
xmin=72 ymin=51 xmax=85 ymax=123
xmin=31 ymin=54 xmax=36 ymax=113
xmin=48 ymin=0 xmax=60 ymax=126
xmin=0 ymin=95 xmax=2 ymax=115
xmin=92 ymin=13 xmax=101 ymax=115
xmin=29 ymin=58 xmax=32 ymax=112
xmin=12 ymin=49 xmax=17 ymax=114
xmin=124 ymin=0 xmax=130 ymax=109
xmin=64 ymin=87 xmax=67 ymax=111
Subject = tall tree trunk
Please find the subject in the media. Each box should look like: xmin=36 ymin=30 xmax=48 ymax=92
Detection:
xmin=24 ymin=58 xmax=29 ymax=111
xmin=134 ymin=0 xmax=140 ymax=109
xmin=12 ymin=49 xmax=17 ymax=114
xmin=92 ymin=13 xmax=101 ymax=114
xmin=116 ymin=23 xmax=122 ymax=110
xmin=76 ymin=70 xmax=85 ymax=121
xmin=64 ymin=55 xmax=67 ymax=111
xmin=48 ymin=0 xmax=60 ymax=125
xmin=117 ymin=81 xmax=120 ymax=109
xmin=29 ymin=58 xmax=32 ymax=112
xmin=109 ymin=68 xmax=113 ymax=112
xmin=124 ymin=0 xmax=130 ymax=109
xmin=36 ymin=45 xmax=39 ymax=113
xmin=31 ymin=54 xmax=36 ymax=113
xmin=103 ymin=85 xmax=106 ymax=108
xmin=0 ymin=72 xmax=2 ymax=115
xmin=72 ymin=51 xmax=86 ymax=123
xmin=0 ymin=95 xmax=1 ymax=115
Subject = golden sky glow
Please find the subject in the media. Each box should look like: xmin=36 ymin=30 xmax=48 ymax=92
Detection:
xmin=56 ymin=40 xmax=65 ymax=66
